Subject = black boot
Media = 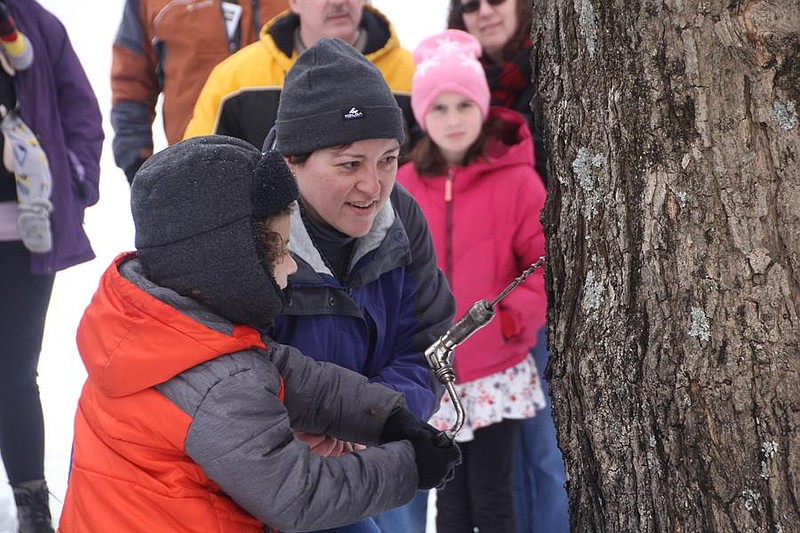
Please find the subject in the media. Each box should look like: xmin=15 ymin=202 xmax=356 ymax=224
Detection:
xmin=12 ymin=479 xmax=54 ymax=533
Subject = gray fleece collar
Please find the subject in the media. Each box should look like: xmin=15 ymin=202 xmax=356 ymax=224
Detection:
xmin=289 ymin=200 xmax=396 ymax=277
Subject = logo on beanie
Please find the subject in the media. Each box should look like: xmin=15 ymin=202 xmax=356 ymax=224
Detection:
xmin=343 ymin=107 xmax=364 ymax=120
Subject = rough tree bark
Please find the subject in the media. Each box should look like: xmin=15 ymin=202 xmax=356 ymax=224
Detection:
xmin=532 ymin=1 xmax=800 ymax=531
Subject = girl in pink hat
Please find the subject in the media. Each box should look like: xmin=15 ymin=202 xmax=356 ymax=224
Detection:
xmin=397 ymin=28 xmax=548 ymax=533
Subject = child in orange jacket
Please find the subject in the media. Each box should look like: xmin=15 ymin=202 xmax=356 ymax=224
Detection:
xmin=60 ymin=135 xmax=460 ymax=533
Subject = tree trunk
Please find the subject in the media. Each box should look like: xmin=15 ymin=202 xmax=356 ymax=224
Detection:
xmin=532 ymin=1 xmax=800 ymax=531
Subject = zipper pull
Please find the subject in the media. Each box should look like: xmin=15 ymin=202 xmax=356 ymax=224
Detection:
xmin=445 ymin=170 xmax=453 ymax=202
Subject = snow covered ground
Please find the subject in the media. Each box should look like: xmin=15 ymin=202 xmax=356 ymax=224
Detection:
xmin=0 ymin=0 xmax=448 ymax=530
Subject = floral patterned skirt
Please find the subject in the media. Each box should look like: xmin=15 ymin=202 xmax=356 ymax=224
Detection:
xmin=429 ymin=353 xmax=546 ymax=443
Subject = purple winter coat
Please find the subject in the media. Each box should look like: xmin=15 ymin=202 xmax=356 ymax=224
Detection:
xmin=8 ymin=0 xmax=103 ymax=274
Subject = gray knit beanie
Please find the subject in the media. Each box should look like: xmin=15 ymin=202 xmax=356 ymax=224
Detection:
xmin=131 ymin=135 xmax=298 ymax=327
xmin=275 ymin=37 xmax=405 ymax=155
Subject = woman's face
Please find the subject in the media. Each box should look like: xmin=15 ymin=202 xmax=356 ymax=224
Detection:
xmin=287 ymin=138 xmax=400 ymax=238
xmin=461 ymin=0 xmax=519 ymax=63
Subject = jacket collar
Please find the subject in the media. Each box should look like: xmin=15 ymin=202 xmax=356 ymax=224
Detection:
xmin=288 ymin=195 xmax=408 ymax=286
xmin=263 ymin=5 xmax=399 ymax=62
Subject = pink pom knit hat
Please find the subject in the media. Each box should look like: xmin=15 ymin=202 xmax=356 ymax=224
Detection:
xmin=411 ymin=29 xmax=491 ymax=131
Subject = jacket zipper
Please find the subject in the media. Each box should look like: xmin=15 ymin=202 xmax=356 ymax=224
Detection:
xmin=252 ymin=0 xmax=261 ymax=37
xmin=445 ymin=168 xmax=454 ymax=286
xmin=221 ymin=0 xmax=240 ymax=53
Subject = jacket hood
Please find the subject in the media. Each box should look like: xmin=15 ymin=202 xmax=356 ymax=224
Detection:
xmin=76 ymin=254 xmax=266 ymax=398
xmin=473 ymin=106 xmax=535 ymax=176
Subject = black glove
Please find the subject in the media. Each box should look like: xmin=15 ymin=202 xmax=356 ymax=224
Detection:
xmin=380 ymin=407 xmax=462 ymax=490
xmin=0 ymin=2 xmax=14 ymax=37
xmin=380 ymin=406 xmax=433 ymax=443
xmin=409 ymin=432 xmax=461 ymax=490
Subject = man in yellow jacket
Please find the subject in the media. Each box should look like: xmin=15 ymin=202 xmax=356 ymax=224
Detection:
xmin=183 ymin=1 xmax=416 ymax=152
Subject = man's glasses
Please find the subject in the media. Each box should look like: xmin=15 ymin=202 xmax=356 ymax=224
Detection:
xmin=459 ymin=0 xmax=507 ymax=15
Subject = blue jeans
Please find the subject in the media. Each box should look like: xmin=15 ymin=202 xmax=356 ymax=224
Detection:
xmin=300 ymin=518 xmax=380 ymax=533
xmin=512 ymin=327 xmax=570 ymax=533
xmin=372 ymin=491 xmax=428 ymax=533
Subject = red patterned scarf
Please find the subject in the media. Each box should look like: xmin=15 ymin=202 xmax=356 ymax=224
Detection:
xmin=480 ymin=38 xmax=533 ymax=109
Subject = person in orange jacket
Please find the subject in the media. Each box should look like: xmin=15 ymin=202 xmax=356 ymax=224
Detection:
xmin=59 ymin=135 xmax=460 ymax=532
xmin=110 ymin=0 xmax=285 ymax=183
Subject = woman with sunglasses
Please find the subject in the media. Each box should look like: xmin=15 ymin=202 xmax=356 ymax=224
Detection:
xmin=447 ymin=0 xmax=548 ymax=184
xmin=448 ymin=2 xmax=571 ymax=533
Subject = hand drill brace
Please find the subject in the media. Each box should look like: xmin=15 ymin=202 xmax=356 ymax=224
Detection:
xmin=424 ymin=257 xmax=546 ymax=440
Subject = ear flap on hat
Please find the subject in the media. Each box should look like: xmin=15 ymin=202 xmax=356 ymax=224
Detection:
xmin=252 ymin=150 xmax=298 ymax=219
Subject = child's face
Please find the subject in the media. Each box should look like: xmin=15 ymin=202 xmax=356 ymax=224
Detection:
xmin=269 ymin=214 xmax=297 ymax=289
xmin=424 ymin=92 xmax=483 ymax=166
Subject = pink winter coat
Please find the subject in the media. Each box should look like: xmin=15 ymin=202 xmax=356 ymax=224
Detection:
xmin=398 ymin=107 xmax=546 ymax=383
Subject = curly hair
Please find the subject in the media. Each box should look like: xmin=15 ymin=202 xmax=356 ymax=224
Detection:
xmin=255 ymin=205 xmax=294 ymax=269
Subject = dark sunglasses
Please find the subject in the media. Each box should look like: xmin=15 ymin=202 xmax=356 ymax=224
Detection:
xmin=459 ymin=0 xmax=507 ymax=15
